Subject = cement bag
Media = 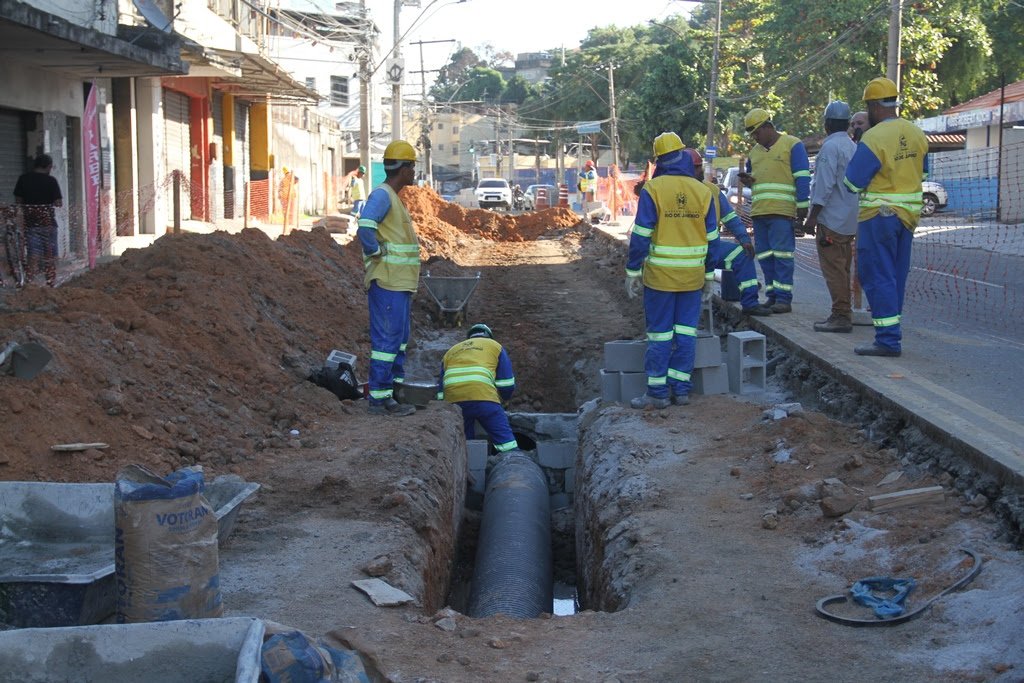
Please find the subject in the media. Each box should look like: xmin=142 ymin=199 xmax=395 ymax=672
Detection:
xmin=260 ymin=622 xmax=371 ymax=683
xmin=115 ymin=464 xmax=223 ymax=622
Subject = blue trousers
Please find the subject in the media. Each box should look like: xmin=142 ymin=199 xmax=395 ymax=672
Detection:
xmin=857 ymin=214 xmax=913 ymax=351
xmin=753 ymin=215 xmax=796 ymax=304
xmin=367 ymin=281 xmax=411 ymax=403
xmin=707 ymin=240 xmax=760 ymax=309
xmin=643 ymin=287 xmax=702 ymax=399
xmin=458 ymin=400 xmax=518 ymax=452
xmin=352 ymin=199 xmax=365 ymax=216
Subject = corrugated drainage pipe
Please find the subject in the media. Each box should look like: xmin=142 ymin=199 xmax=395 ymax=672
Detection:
xmin=467 ymin=452 xmax=552 ymax=618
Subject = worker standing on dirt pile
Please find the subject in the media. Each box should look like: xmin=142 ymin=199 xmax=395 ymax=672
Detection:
xmin=624 ymin=132 xmax=717 ymax=409
xmin=357 ymin=140 xmax=421 ymax=416
xmin=739 ymin=108 xmax=811 ymax=314
xmin=437 ymin=323 xmax=519 ymax=453
xmin=350 ymin=165 xmax=367 ymax=217
xmin=684 ymin=148 xmax=772 ymax=317
xmin=842 ymin=77 xmax=928 ymax=358
xmin=803 ymin=101 xmax=859 ymax=334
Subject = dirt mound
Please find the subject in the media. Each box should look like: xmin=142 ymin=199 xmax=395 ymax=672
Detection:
xmin=0 ymin=227 xmax=370 ymax=483
xmin=400 ymin=186 xmax=584 ymax=248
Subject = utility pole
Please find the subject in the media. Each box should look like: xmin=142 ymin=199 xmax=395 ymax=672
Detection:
xmin=359 ymin=0 xmax=372 ymax=188
xmin=391 ymin=0 xmax=402 ymax=140
xmin=508 ymin=108 xmax=515 ymax=184
xmin=706 ymin=0 xmax=722 ymax=152
xmin=608 ymin=62 xmax=619 ymax=169
xmin=886 ymin=0 xmax=903 ymax=88
xmin=412 ymin=38 xmax=454 ymax=188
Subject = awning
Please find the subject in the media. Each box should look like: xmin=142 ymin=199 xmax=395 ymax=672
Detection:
xmin=181 ymin=40 xmax=320 ymax=105
xmin=0 ymin=0 xmax=187 ymax=78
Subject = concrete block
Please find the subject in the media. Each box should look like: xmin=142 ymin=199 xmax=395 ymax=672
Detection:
xmin=604 ymin=340 xmax=646 ymax=372
xmin=549 ymin=492 xmax=571 ymax=510
xmin=467 ymin=440 xmax=489 ymax=470
xmin=693 ymin=335 xmax=722 ymax=369
xmin=693 ymin=363 xmax=729 ymax=395
xmin=600 ymin=368 xmax=621 ymax=403
xmin=727 ymin=331 xmax=767 ymax=394
xmin=537 ymin=440 xmax=576 ymax=469
xmin=564 ymin=467 xmax=575 ymax=494
xmin=620 ymin=371 xmax=648 ymax=402
xmin=469 ymin=467 xmax=486 ymax=494
xmin=698 ymin=299 xmax=722 ymax=336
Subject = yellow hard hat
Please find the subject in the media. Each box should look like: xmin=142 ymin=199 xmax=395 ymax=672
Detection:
xmin=744 ymin=108 xmax=771 ymax=134
xmin=383 ymin=139 xmax=417 ymax=163
xmin=653 ymin=132 xmax=684 ymax=157
xmin=863 ymin=77 xmax=899 ymax=102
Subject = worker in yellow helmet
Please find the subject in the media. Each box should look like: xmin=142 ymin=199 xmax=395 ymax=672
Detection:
xmin=357 ymin=140 xmax=421 ymax=416
xmin=624 ymin=132 xmax=718 ymax=409
xmin=739 ymin=108 xmax=812 ymax=314
xmin=842 ymin=77 xmax=929 ymax=357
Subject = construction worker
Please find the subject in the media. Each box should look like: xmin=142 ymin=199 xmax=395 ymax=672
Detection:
xmin=849 ymin=111 xmax=869 ymax=143
xmin=684 ymin=148 xmax=772 ymax=317
xmin=625 ymin=132 xmax=717 ymax=409
xmin=357 ymin=140 xmax=421 ymax=416
xmin=843 ymin=77 xmax=928 ymax=357
xmin=579 ymin=159 xmax=597 ymax=204
xmin=739 ymin=109 xmax=811 ymax=313
xmin=350 ymin=165 xmax=367 ymax=217
xmin=803 ymin=101 xmax=859 ymax=333
xmin=437 ymin=323 xmax=519 ymax=453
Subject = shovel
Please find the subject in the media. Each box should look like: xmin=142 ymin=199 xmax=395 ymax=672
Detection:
xmin=0 ymin=340 xmax=52 ymax=380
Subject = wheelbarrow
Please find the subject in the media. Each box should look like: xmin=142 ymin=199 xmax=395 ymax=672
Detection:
xmin=421 ymin=271 xmax=481 ymax=327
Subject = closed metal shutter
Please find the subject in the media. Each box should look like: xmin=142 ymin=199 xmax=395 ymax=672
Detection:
xmin=210 ymin=92 xmax=224 ymax=220
xmin=163 ymin=89 xmax=191 ymax=222
xmin=234 ymin=99 xmax=249 ymax=217
xmin=0 ymin=109 xmax=26 ymax=205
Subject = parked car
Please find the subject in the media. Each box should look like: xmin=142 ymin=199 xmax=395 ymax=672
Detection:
xmin=921 ymin=180 xmax=948 ymax=217
xmin=474 ymin=178 xmax=512 ymax=210
xmin=524 ymin=184 xmax=557 ymax=208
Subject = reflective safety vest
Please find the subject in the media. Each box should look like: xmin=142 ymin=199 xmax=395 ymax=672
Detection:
xmin=580 ymin=169 xmax=597 ymax=193
xmin=442 ymin=338 xmax=505 ymax=404
xmin=350 ymin=174 xmax=365 ymax=201
xmin=362 ymin=184 xmax=420 ymax=292
xmin=749 ymin=133 xmax=805 ymax=218
xmin=637 ymin=175 xmax=712 ymax=292
xmin=853 ymin=119 xmax=928 ymax=231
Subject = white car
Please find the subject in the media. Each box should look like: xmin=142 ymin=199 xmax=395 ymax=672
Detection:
xmin=921 ymin=180 xmax=947 ymax=217
xmin=475 ymin=178 xmax=512 ymax=210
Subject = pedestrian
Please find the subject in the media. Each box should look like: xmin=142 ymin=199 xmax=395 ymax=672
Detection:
xmin=625 ymin=132 xmax=717 ymax=409
xmin=14 ymin=153 xmax=63 ymax=287
xmin=684 ymin=148 xmax=772 ymax=317
xmin=350 ymin=165 xmax=367 ymax=217
xmin=357 ymin=140 xmax=421 ymax=416
xmin=849 ymin=111 xmax=869 ymax=143
xmin=843 ymin=77 xmax=928 ymax=357
xmin=803 ymin=101 xmax=860 ymax=333
xmin=579 ymin=159 xmax=597 ymax=203
xmin=739 ymin=108 xmax=811 ymax=313
xmin=437 ymin=323 xmax=519 ymax=453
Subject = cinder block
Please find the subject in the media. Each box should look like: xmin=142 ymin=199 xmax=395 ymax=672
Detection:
xmin=698 ymin=299 xmax=722 ymax=336
xmin=469 ymin=467 xmax=486 ymax=494
xmin=467 ymin=440 xmax=489 ymax=470
xmin=727 ymin=331 xmax=767 ymax=394
xmin=564 ymin=467 xmax=576 ymax=493
xmin=600 ymin=368 xmax=621 ymax=403
xmin=549 ymin=493 xmax=571 ymax=510
xmin=537 ymin=440 xmax=576 ymax=469
xmin=604 ymin=340 xmax=646 ymax=372
xmin=692 ymin=363 xmax=728 ymax=395
xmin=693 ymin=335 xmax=722 ymax=369
xmin=620 ymin=371 xmax=648 ymax=402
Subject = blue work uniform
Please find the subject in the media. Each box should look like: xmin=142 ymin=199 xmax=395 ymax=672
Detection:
xmin=843 ymin=116 xmax=929 ymax=352
xmin=437 ymin=337 xmax=518 ymax=452
xmin=702 ymin=179 xmax=761 ymax=310
xmin=626 ymin=151 xmax=717 ymax=400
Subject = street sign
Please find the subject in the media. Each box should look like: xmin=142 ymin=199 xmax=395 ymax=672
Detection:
xmin=385 ymin=58 xmax=405 ymax=85
xmin=705 ymin=146 xmax=717 ymax=159
xmin=575 ymin=121 xmax=602 ymax=135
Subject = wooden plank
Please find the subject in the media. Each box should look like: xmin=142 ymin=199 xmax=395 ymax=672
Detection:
xmin=868 ymin=485 xmax=945 ymax=511
xmin=51 ymin=442 xmax=109 ymax=452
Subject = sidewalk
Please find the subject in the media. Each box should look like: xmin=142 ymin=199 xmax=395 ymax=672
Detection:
xmin=597 ymin=219 xmax=1024 ymax=489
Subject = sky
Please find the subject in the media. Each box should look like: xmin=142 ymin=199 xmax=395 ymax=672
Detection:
xmin=297 ymin=0 xmax=691 ymax=86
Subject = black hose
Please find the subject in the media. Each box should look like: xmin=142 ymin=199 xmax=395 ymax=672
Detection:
xmin=467 ymin=452 xmax=553 ymax=618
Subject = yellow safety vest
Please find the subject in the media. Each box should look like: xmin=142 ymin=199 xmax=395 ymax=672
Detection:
xmin=363 ymin=184 xmax=420 ymax=292
xmin=638 ymin=175 xmax=712 ymax=292
xmin=857 ymin=119 xmax=929 ymax=231
xmin=580 ymin=170 xmax=597 ymax=193
xmin=350 ymin=175 xmax=365 ymax=201
xmin=442 ymin=338 xmax=504 ymax=404
xmin=749 ymin=133 xmax=802 ymax=218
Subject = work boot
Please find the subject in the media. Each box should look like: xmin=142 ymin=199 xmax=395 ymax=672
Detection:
xmin=742 ymin=304 xmax=773 ymax=317
xmin=671 ymin=394 xmax=690 ymax=406
xmin=854 ymin=343 xmax=901 ymax=357
xmin=630 ymin=394 xmax=670 ymax=410
xmin=367 ymin=398 xmax=417 ymax=416
xmin=813 ymin=315 xmax=853 ymax=333
xmin=769 ymin=302 xmax=792 ymax=314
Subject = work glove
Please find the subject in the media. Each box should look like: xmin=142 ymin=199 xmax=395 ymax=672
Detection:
xmin=368 ymin=243 xmax=387 ymax=258
xmin=701 ymin=278 xmax=714 ymax=304
xmin=625 ymin=274 xmax=643 ymax=300
xmin=741 ymin=242 xmax=755 ymax=259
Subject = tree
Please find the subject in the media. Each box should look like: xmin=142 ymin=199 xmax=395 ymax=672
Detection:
xmin=458 ymin=66 xmax=506 ymax=103
xmin=500 ymin=76 xmax=537 ymax=105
